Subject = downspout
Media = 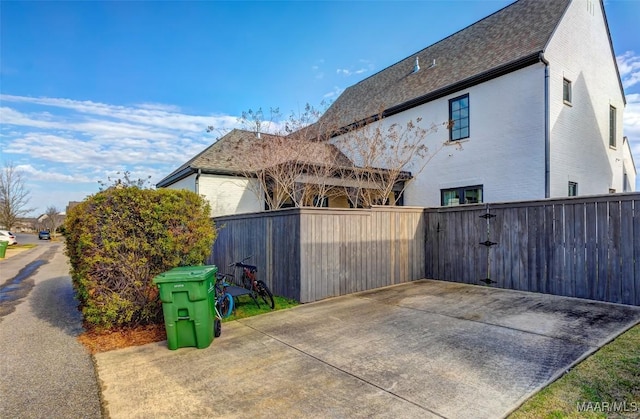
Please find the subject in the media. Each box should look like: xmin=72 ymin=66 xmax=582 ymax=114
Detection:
xmin=195 ymin=168 xmax=201 ymax=195
xmin=541 ymin=53 xmax=550 ymax=198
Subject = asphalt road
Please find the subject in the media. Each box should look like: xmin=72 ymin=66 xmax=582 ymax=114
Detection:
xmin=0 ymin=242 xmax=102 ymax=418
xmin=15 ymin=232 xmax=48 ymax=246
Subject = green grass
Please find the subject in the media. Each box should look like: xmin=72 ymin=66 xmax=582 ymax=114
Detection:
xmin=222 ymin=295 xmax=299 ymax=322
xmin=12 ymin=244 xmax=36 ymax=249
xmin=509 ymin=323 xmax=640 ymax=419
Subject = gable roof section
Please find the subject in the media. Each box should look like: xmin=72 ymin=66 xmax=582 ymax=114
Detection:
xmin=157 ymin=129 xmax=353 ymax=187
xmin=320 ymin=0 xmax=571 ymax=130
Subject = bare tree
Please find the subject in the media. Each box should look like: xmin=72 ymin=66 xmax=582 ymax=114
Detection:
xmin=98 ymin=171 xmax=153 ymax=191
xmin=234 ymin=104 xmax=353 ymax=210
xmin=43 ymin=206 xmax=64 ymax=238
xmin=331 ymin=113 xmax=451 ymax=207
xmin=210 ymin=102 xmax=454 ymax=210
xmin=0 ymin=162 xmax=34 ymax=230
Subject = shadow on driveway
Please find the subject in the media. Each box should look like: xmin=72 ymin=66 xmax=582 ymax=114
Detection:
xmin=95 ymin=280 xmax=640 ymax=419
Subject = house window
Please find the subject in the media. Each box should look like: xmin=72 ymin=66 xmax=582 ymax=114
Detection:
xmin=449 ymin=94 xmax=469 ymax=141
xmin=563 ymin=78 xmax=572 ymax=104
xmin=312 ymin=195 xmax=329 ymax=207
xmin=568 ymin=182 xmax=578 ymax=197
xmin=609 ymin=106 xmax=616 ymax=147
xmin=441 ymin=185 xmax=483 ymax=206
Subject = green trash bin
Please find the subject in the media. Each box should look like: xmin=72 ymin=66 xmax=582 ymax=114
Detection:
xmin=153 ymin=265 xmax=218 ymax=350
xmin=0 ymin=241 xmax=8 ymax=258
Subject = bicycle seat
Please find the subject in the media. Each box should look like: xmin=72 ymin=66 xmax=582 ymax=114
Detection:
xmin=236 ymin=262 xmax=257 ymax=272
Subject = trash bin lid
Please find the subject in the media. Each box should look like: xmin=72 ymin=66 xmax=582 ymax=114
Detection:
xmin=153 ymin=265 xmax=217 ymax=284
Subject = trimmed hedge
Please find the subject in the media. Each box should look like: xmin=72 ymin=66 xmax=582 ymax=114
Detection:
xmin=65 ymin=187 xmax=216 ymax=330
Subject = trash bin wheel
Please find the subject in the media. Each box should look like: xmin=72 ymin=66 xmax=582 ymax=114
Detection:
xmin=214 ymin=318 xmax=221 ymax=338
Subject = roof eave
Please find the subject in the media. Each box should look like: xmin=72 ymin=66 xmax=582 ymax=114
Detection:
xmin=157 ymin=166 xmax=255 ymax=188
xmin=156 ymin=166 xmax=196 ymax=188
xmin=333 ymin=52 xmax=544 ymax=135
xmin=392 ymin=52 xmax=543 ymax=115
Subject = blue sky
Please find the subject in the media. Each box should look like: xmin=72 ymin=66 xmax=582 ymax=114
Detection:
xmin=1 ymin=0 xmax=639 ymax=216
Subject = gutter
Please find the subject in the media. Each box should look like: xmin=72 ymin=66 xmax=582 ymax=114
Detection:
xmin=195 ymin=169 xmax=201 ymax=195
xmin=541 ymin=52 xmax=550 ymax=198
xmin=331 ymin=52 xmax=543 ymax=137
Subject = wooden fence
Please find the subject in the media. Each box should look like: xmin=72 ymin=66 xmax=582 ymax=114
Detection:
xmin=425 ymin=193 xmax=640 ymax=306
xmin=209 ymin=207 xmax=426 ymax=302
xmin=210 ymin=193 xmax=639 ymax=306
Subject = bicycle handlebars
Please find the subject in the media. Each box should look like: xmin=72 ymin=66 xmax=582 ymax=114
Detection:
xmin=228 ymin=256 xmax=257 ymax=271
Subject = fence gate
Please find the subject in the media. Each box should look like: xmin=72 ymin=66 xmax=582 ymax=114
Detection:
xmin=478 ymin=207 xmax=497 ymax=285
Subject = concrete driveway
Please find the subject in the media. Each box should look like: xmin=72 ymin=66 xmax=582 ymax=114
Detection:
xmin=95 ymin=280 xmax=640 ymax=419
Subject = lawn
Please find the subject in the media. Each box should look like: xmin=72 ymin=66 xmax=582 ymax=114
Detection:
xmin=222 ymin=294 xmax=298 ymax=321
xmin=509 ymin=323 xmax=640 ymax=418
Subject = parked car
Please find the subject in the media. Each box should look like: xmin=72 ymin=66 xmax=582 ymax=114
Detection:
xmin=38 ymin=231 xmax=51 ymax=240
xmin=0 ymin=230 xmax=17 ymax=245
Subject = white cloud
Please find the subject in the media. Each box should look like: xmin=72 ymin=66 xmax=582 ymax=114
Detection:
xmin=336 ymin=68 xmax=369 ymax=77
xmin=617 ymin=51 xmax=640 ymax=89
xmin=624 ymin=93 xmax=640 ymax=137
xmin=311 ymin=59 xmax=326 ymax=80
xmin=323 ymin=86 xmax=345 ymax=99
xmin=16 ymin=163 xmax=92 ymax=183
xmin=0 ymin=95 xmax=238 ymax=133
xmin=0 ymin=94 xmax=240 ymax=200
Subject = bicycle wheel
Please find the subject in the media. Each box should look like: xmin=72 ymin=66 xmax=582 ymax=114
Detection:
xmin=218 ymin=292 xmax=234 ymax=318
xmin=214 ymin=318 xmax=221 ymax=338
xmin=256 ymin=280 xmax=275 ymax=309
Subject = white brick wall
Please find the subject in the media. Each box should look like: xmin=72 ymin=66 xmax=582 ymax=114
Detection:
xmin=333 ymin=66 xmax=547 ymax=206
xmin=165 ymin=173 xmax=263 ymax=217
xmin=198 ymin=175 xmax=262 ymax=217
xmin=330 ymin=0 xmax=632 ymax=206
xmin=545 ymin=0 xmax=629 ymax=196
xmin=166 ymin=175 xmax=195 ymax=192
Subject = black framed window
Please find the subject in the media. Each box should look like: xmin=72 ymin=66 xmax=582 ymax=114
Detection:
xmin=312 ymin=195 xmax=329 ymax=207
xmin=609 ymin=106 xmax=616 ymax=147
xmin=441 ymin=185 xmax=483 ymax=206
xmin=568 ymin=182 xmax=578 ymax=197
xmin=449 ymin=94 xmax=469 ymax=141
xmin=563 ymin=78 xmax=572 ymax=104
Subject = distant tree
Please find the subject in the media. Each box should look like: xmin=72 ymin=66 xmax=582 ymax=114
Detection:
xmin=0 ymin=162 xmax=34 ymax=230
xmin=43 ymin=206 xmax=64 ymax=237
xmin=98 ymin=171 xmax=153 ymax=191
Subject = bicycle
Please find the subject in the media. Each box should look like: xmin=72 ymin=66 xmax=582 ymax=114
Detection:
xmin=215 ymin=273 xmax=234 ymax=319
xmin=227 ymin=256 xmax=275 ymax=310
xmin=212 ymin=273 xmax=234 ymax=338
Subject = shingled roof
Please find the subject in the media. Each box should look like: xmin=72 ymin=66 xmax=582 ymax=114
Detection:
xmin=157 ymin=129 xmax=353 ymax=187
xmin=319 ymin=0 xmax=571 ymax=130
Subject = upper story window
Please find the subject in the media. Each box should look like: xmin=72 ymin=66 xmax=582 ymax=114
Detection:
xmin=563 ymin=78 xmax=572 ymax=104
xmin=568 ymin=181 xmax=578 ymax=197
xmin=441 ymin=185 xmax=483 ymax=206
xmin=609 ymin=106 xmax=616 ymax=148
xmin=449 ymin=94 xmax=469 ymax=141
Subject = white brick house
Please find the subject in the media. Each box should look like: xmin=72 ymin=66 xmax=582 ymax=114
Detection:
xmin=320 ymin=0 xmax=635 ymax=206
xmin=159 ymin=0 xmax=635 ymax=212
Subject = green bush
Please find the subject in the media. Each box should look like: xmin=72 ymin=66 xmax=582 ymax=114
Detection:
xmin=65 ymin=187 xmax=216 ymax=330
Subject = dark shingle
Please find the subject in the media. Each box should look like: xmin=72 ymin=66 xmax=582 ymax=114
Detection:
xmin=157 ymin=129 xmax=352 ymax=186
xmin=320 ymin=0 xmax=571 ymax=129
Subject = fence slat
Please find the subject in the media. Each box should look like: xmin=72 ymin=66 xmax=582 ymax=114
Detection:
xmin=212 ymin=193 xmax=639 ymax=306
xmin=620 ymin=200 xmax=634 ymax=304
